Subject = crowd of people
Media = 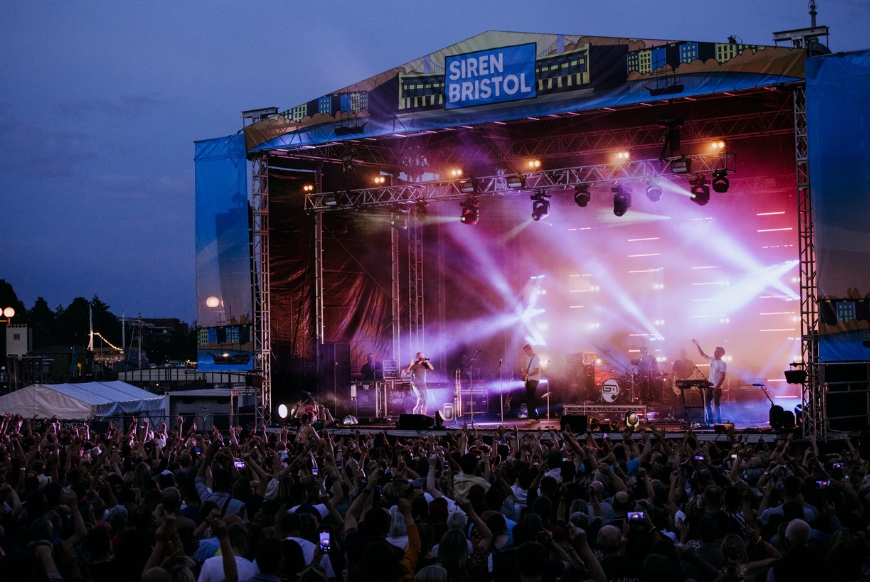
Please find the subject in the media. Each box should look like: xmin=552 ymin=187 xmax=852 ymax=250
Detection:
xmin=0 ymin=411 xmax=869 ymax=582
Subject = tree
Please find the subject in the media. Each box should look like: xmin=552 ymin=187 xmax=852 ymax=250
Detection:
xmin=29 ymin=297 xmax=57 ymax=349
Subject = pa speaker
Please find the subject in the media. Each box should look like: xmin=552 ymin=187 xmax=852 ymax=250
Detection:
xmin=398 ymin=414 xmax=434 ymax=430
xmin=560 ymin=414 xmax=588 ymax=433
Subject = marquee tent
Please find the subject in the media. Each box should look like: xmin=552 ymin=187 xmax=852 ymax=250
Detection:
xmin=0 ymin=381 xmax=167 ymax=420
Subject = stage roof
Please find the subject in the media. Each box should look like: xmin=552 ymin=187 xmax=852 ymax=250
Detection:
xmin=245 ymin=30 xmax=805 ymax=152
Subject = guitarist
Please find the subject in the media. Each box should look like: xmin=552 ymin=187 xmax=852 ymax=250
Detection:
xmin=521 ymin=344 xmax=541 ymax=422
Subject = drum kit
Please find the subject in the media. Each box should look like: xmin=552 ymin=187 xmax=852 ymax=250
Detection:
xmin=590 ymin=362 xmax=675 ymax=404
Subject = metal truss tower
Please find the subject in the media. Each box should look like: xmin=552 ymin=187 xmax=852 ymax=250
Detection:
xmin=408 ymin=212 xmax=424 ymax=355
xmin=252 ymin=154 xmax=272 ymax=427
xmin=794 ymin=86 xmax=822 ymax=438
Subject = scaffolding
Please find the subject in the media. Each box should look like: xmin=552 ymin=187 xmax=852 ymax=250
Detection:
xmin=794 ymin=85 xmax=822 ymax=438
xmin=251 ymin=154 xmax=272 ymax=427
xmin=408 ymin=212 xmax=425 ymax=355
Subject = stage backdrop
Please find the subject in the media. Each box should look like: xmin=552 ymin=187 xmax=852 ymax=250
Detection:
xmin=194 ymin=134 xmax=253 ymax=371
xmin=244 ymin=31 xmax=804 ymax=152
xmin=808 ymin=50 xmax=870 ymax=362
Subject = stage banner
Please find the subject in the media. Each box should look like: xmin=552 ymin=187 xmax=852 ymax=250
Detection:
xmin=194 ymin=134 xmax=253 ymax=371
xmin=808 ymin=50 xmax=870 ymax=362
xmin=245 ymin=30 xmax=805 ymax=152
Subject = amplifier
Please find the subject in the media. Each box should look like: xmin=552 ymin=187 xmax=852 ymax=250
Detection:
xmin=460 ymin=390 xmax=488 ymax=412
xmin=355 ymin=389 xmax=378 ymax=418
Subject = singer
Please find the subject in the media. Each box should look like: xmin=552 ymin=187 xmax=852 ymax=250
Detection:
xmin=693 ymin=340 xmax=727 ymax=425
xmin=404 ymin=351 xmax=434 ymax=415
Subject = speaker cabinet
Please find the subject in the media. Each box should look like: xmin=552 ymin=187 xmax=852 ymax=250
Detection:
xmin=398 ymin=414 xmax=434 ymax=430
xmin=560 ymin=414 xmax=588 ymax=433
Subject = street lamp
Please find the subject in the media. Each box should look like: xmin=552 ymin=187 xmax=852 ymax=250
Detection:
xmin=0 ymin=307 xmax=14 ymax=324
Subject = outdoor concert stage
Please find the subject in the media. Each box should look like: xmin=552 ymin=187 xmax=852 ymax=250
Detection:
xmin=195 ymin=31 xmax=870 ymax=437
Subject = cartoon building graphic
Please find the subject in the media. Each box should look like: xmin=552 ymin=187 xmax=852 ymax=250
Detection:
xmin=318 ymin=96 xmax=331 ymax=115
xmin=291 ymin=103 xmax=307 ymax=122
xmin=716 ymin=43 xmax=761 ymax=63
xmin=535 ymin=43 xmax=591 ymax=91
xmin=837 ymin=301 xmax=857 ymax=323
xmin=399 ymin=73 xmax=446 ymax=111
xmin=680 ymin=42 xmax=699 ymax=63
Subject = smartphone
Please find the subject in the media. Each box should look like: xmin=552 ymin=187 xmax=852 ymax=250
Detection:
xmin=602 ymin=433 xmax=608 ymax=439
xmin=628 ymin=511 xmax=645 ymax=522
xmin=693 ymin=455 xmax=705 ymax=462
xmin=193 ymin=446 xmax=201 ymax=454
xmin=731 ymin=454 xmax=738 ymax=459
xmin=233 ymin=460 xmax=245 ymax=470
xmin=832 ymin=462 xmax=844 ymax=469
xmin=816 ymin=480 xmax=832 ymax=489
xmin=319 ymin=531 xmax=331 ymax=552
xmin=335 ymin=460 xmax=342 ymax=469
xmin=311 ymin=467 xmax=319 ymax=476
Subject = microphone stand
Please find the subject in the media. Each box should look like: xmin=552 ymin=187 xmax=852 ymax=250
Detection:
xmin=467 ymin=350 xmax=481 ymax=420
xmin=499 ymin=358 xmax=504 ymax=424
xmin=693 ymin=364 xmax=710 ymax=426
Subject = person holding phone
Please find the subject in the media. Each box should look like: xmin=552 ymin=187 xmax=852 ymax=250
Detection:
xmin=693 ymin=339 xmax=726 ymax=425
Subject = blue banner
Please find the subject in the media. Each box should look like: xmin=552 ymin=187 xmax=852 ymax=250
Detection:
xmin=807 ymin=50 xmax=870 ymax=362
xmin=194 ymin=134 xmax=254 ymax=371
xmin=445 ymin=43 xmax=536 ymax=109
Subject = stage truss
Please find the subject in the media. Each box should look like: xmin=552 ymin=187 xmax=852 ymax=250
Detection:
xmin=252 ymin=93 xmax=821 ymax=434
xmin=252 ymin=154 xmax=271 ymax=427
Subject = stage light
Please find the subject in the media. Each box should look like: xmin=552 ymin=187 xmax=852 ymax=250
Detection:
xmin=612 ymin=184 xmax=631 ymax=217
xmin=710 ymin=139 xmax=727 ymax=150
xmin=391 ymin=205 xmax=409 ymax=230
xmin=625 ymin=410 xmax=640 ymax=432
xmin=784 ymin=369 xmax=807 ymax=384
xmin=670 ymin=158 xmax=692 ymax=174
xmin=342 ymin=415 xmax=359 ymax=425
xmin=689 ymin=175 xmax=710 ymax=206
xmin=373 ymin=176 xmax=387 ymax=185
xmin=323 ymin=194 xmax=338 ymax=207
xmin=506 ymin=173 xmax=526 ymax=189
xmin=528 ymin=160 xmax=541 ymax=169
xmin=574 ymin=184 xmax=591 ymax=207
xmin=449 ymin=168 xmax=463 ymax=178
xmin=616 ymin=150 xmax=630 ymax=160
xmin=460 ymin=197 xmax=480 ymax=225
xmin=459 ymin=179 xmax=479 ymax=194
xmin=303 ymin=184 xmax=314 ymax=192
xmin=530 ymin=191 xmax=551 ymax=221
xmin=711 ymin=169 xmax=730 ymax=193
xmin=415 ymin=199 xmax=429 ymax=217
xmin=646 ymin=180 xmax=663 ymax=202
xmin=278 ymin=404 xmax=289 ymax=419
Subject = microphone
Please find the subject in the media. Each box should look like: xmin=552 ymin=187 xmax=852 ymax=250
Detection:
xmin=752 ymin=383 xmax=764 ymax=387
xmin=499 ymin=359 xmax=503 ymax=367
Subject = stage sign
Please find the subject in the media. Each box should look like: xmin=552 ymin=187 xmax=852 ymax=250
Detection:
xmin=194 ymin=134 xmax=254 ymax=371
xmin=445 ymin=43 xmax=536 ymax=109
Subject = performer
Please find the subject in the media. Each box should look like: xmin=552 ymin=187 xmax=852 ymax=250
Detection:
xmin=360 ymin=352 xmax=376 ymax=381
xmin=631 ymin=346 xmax=659 ymax=401
xmin=672 ymin=348 xmax=694 ymax=381
xmin=403 ymin=352 xmax=434 ymax=415
xmin=521 ymin=344 xmax=541 ymax=421
xmin=693 ymin=340 xmax=726 ymax=425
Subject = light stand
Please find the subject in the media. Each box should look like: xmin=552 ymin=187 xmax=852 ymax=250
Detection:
xmin=499 ymin=358 xmax=504 ymax=424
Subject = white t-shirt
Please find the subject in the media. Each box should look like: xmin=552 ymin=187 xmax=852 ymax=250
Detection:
xmin=289 ymin=503 xmax=329 ymax=520
xmin=197 ymin=555 xmax=259 ymax=582
xmin=709 ymin=357 xmax=727 ymax=387
xmin=283 ymin=536 xmax=335 ymax=578
xmin=524 ymin=354 xmax=541 ymax=381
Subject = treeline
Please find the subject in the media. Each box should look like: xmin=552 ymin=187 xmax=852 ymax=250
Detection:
xmin=0 ymin=279 xmax=194 ymax=364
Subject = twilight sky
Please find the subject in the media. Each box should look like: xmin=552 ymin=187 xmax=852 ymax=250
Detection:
xmin=1 ymin=0 xmax=866 ymax=323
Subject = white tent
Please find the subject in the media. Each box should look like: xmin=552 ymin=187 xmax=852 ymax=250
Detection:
xmin=0 ymin=381 xmax=167 ymax=420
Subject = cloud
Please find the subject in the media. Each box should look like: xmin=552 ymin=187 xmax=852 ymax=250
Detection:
xmin=0 ymin=115 xmax=97 ymax=176
xmin=54 ymin=94 xmax=166 ymax=119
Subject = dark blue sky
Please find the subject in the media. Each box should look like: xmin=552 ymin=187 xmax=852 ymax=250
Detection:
xmin=1 ymin=1 xmax=866 ymax=323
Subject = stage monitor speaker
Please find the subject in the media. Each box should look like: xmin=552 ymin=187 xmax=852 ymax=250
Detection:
xmin=560 ymin=414 xmax=588 ymax=433
xmin=398 ymin=414 xmax=434 ymax=430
